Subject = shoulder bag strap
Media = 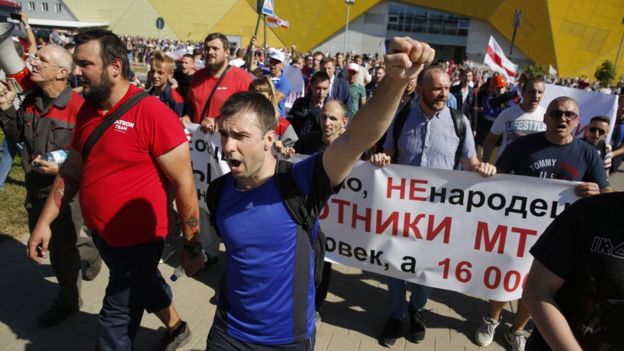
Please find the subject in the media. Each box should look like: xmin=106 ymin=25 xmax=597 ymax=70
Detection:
xmin=198 ymin=65 xmax=232 ymax=121
xmin=81 ymin=91 xmax=149 ymax=161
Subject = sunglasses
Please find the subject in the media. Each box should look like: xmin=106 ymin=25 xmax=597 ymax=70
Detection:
xmin=589 ymin=127 xmax=607 ymax=135
xmin=547 ymin=110 xmax=578 ymax=120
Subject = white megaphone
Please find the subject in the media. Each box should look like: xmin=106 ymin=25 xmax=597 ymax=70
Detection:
xmin=0 ymin=22 xmax=33 ymax=93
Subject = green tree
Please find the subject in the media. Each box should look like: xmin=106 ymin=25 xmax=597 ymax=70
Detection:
xmin=521 ymin=64 xmax=547 ymax=80
xmin=594 ymin=60 xmax=616 ymax=87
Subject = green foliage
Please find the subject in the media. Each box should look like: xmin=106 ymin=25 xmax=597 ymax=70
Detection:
xmin=521 ymin=64 xmax=547 ymax=80
xmin=594 ymin=60 xmax=616 ymax=87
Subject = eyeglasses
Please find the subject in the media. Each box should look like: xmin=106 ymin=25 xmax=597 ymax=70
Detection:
xmin=589 ymin=127 xmax=607 ymax=135
xmin=547 ymin=110 xmax=579 ymax=120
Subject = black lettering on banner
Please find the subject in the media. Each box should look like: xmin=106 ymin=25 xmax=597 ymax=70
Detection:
xmin=370 ymin=250 xmax=384 ymax=266
xmin=325 ymin=237 xmax=336 ymax=252
xmin=448 ymin=189 xmax=464 ymax=205
xmin=192 ymin=163 xmax=211 ymax=185
xmin=401 ymin=256 xmax=416 ymax=273
xmin=429 ymin=187 xmax=447 ymax=203
xmin=345 ymin=177 xmax=362 ymax=192
xmin=466 ymin=191 xmax=485 ymax=212
xmin=487 ymin=193 xmax=506 ymax=210
xmin=529 ymin=199 xmax=548 ymax=217
xmin=353 ymin=247 xmax=367 ymax=262
xmin=338 ymin=241 xmax=352 ymax=257
xmin=195 ymin=138 xmax=207 ymax=152
xmin=504 ymin=196 xmax=528 ymax=218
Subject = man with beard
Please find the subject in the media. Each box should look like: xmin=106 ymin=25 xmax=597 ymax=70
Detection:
xmin=0 ymin=44 xmax=101 ymax=328
xmin=482 ymin=77 xmax=547 ymax=163
xmin=173 ymin=54 xmax=196 ymax=100
xmin=27 ymin=30 xmax=203 ymax=350
xmin=184 ymin=32 xmax=252 ymax=133
xmin=369 ymin=66 xmax=496 ymax=347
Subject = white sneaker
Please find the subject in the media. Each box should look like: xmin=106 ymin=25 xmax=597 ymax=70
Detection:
xmin=475 ymin=316 xmax=500 ymax=346
xmin=504 ymin=329 xmax=527 ymax=351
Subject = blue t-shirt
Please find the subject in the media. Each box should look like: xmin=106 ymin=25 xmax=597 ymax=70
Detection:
xmin=271 ymin=72 xmax=291 ymax=117
xmin=213 ymin=153 xmax=336 ymax=344
xmin=496 ymin=132 xmax=610 ymax=189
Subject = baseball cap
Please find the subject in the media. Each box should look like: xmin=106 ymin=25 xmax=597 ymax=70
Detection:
xmin=268 ymin=50 xmax=285 ymax=63
xmin=348 ymin=62 xmax=360 ymax=72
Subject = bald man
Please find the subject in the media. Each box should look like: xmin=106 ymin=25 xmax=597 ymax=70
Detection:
xmin=0 ymin=44 xmax=99 ymax=327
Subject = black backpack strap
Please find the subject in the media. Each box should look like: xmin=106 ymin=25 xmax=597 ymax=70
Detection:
xmin=391 ymin=96 xmax=418 ymax=163
xmin=206 ymin=172 xmax=230 ymax=237
xmin=275 ymin=160 xmax=311 ymax=231
xmin=81 ymin=91 xmax=149 ymax=161
xmin=450 ymin=108 xmax=466 ymax=169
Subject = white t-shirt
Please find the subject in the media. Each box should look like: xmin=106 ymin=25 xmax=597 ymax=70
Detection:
xmin=490 ymin=104 xmax=546 ymax=159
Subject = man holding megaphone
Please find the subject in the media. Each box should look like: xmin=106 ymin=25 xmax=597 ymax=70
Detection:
xmin=0 ymin=43 xmax=96 ymax=328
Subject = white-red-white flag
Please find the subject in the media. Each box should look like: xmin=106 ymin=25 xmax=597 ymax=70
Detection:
xmin=266 ymin=15 xmax=289 ymax=29
xmin=484 ymin=36 xmax=517 ymax=82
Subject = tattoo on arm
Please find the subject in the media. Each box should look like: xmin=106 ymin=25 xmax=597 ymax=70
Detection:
xmin=185 ymin=216 xmax=199 ymax=229
xmin=53 ymin=176 xmax=79 ymax=209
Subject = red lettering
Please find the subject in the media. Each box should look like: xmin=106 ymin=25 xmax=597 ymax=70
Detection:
xmin=331 ymin=198 xmax=351 ymax=224
xmin=510 ymin=227 xmax=538 ymax=258
xmin=474 ymin=222 xmax=507 ymax=254
xmin=409 ymin=179 xmax=428 ymax=201
xmin=351 ymin=204 xmax=372 ymax=232
xmin=426 ymin=215 xmax=452 ymax=244
xmin=376 ymin=210 xmax=399 ymax=236
xmin=386 ymin=177 xmax=406 ymax=199
xmin=403 ymin=213 xmax=424 ymax=239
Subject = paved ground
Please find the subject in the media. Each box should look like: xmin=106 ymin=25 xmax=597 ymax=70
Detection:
xmin=2 ymin=171 xmax=623 ymax=351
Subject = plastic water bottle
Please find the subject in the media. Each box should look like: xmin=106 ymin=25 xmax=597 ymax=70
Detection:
xmin=170 ymin=252 xmax=207 ymax=281
xmin=43 ymin=149 xmax=68 ymax=164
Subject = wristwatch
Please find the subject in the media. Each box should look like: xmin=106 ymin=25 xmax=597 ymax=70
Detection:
xmin=183 ymin=241 xmax=203 ymax=257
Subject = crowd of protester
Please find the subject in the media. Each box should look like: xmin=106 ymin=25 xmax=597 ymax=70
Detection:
xmin=1 ymin=14 xmax=623 ymax=351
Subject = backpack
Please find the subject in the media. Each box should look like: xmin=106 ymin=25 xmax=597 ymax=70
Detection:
xmin=391 ymin=96 xmax=466 ymax=169
xmin=206 ymin=159 xmax=326 ymax=288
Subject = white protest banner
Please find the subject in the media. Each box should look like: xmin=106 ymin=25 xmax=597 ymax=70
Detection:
xmin=313 ymin=160 xmax=578 ymax=301
xmin=539 ymin=84 xmax=618 ymax=140
xmin=186 ymin=123 xmax=229 ymax=212
xmin=187 ymin=131 xmax=580 ymax=301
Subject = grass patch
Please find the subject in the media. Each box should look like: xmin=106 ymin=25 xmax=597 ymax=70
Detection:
xmin=0 ymin=132 xmax=28 ymax=238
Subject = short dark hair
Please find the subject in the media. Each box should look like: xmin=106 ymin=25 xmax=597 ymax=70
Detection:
xmin=521 ymin=76 xmax=545 ymax=93
xmin=321 ymin=57 xmax=335 ymax=66
xmin=590 ymin=115 xmax=610 ymax=124
xmin=310 ymin=71 xmax=330 ymax=86
xmin=204 ymin=32 xmax=229 ymax=52
xmin=220 ymin=92 xmax=277 ymax=134
xmin=74 ymin=30 xmax=130 ymax=79
xmin=182 ymin=53 xmax=194 ymax=61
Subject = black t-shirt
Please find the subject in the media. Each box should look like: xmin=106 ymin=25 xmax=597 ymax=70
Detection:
xmin=293 ymin=131 xmax=328 ymax=155
xmin=496 ymin=132 xmax=609 ymax=189
xmin=528 ymin=193 xmax=624 ymax=350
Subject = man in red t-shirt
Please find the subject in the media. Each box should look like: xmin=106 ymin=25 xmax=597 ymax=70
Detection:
xmin=28 ymin=30 xmax=204 ymax=350
xmin=183 ymin=32 xmax=252 ymax=264
xmin=183 ymin=32 xmax=252 ymax=133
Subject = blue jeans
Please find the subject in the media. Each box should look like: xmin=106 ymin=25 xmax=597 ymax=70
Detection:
xmin=387 ymin=277 xmax=433 ymax=320
xmin=0 ymin=138 xmax=22 ymax=189
xmin=92 ymin=231 xmax=172 ymax=351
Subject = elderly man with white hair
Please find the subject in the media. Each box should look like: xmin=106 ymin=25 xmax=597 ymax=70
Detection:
xmin=0 ymin=44 xmax=99 ymax=328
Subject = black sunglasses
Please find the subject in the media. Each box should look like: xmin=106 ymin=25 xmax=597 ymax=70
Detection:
xmin=548 ymin=110 xmax=578 ymax=120
xmin=589 ymin=127 xmax=607 ymax=135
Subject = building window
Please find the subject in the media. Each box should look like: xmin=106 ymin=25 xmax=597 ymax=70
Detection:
xmin=28 ymin=1 xmax=35 ymax=11
xmin=55 ymin=2 xmax=62 ymax=12
xmin=42 ymin=2 xmax=49 ymax=11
